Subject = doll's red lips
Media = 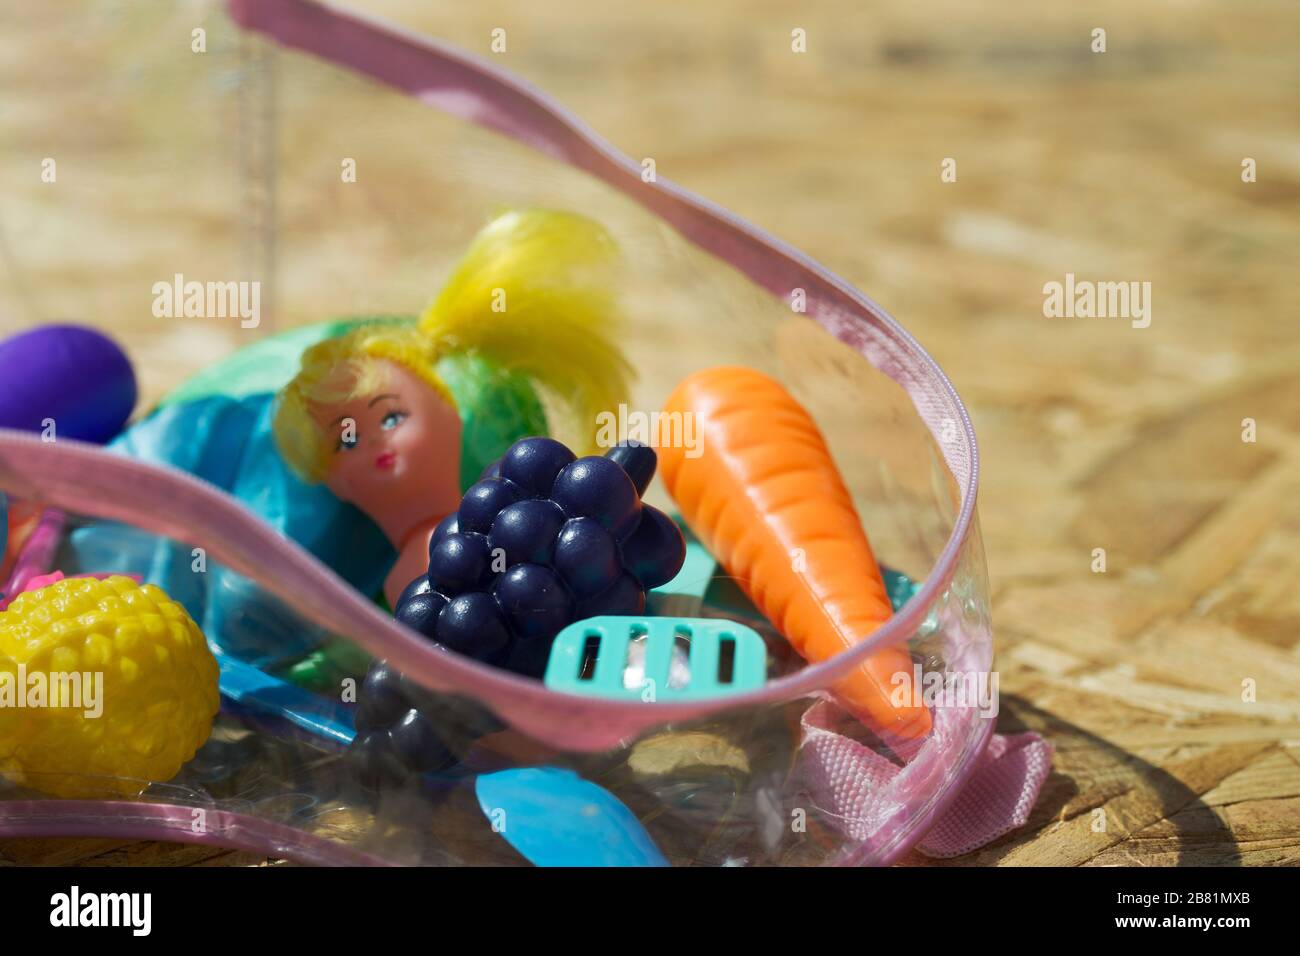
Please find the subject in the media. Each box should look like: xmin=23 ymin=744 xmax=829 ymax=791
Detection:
xmin=375 ymin=452 xmax=397 ymax=470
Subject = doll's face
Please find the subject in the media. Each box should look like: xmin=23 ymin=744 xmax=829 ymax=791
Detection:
xmin=312 ymin=360 xmax=462 ymax=519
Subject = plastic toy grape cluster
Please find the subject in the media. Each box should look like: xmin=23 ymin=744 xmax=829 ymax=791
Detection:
xmin=393 ymin=436 xmax=686 ymax=677
xmin=349 ymin=661 xmax=502 ymax=789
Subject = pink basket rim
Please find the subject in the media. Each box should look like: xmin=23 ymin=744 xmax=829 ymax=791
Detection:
xmin=0 ymin=800 xmax=392 ymax=866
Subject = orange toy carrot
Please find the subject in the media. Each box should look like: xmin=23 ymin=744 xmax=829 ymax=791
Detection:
xmin=656 ymin=366 xmax=931 ymax=739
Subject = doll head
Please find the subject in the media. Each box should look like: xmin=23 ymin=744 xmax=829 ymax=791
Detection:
xmin=273 ymin=324 xmax=464 ymax=524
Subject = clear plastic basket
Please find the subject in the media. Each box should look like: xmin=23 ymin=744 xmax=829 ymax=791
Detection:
xmin=0 ymin=0 xmax=994 ymax=865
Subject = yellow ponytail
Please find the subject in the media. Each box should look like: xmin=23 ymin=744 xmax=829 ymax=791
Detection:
xmin=420 ymin=208 xmax=632 ymax=453
xmin=273 ymin=209 xmax=633 ymax=483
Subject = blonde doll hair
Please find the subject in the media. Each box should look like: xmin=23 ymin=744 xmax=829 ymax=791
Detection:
xmin=273 ymin=208 xmax=634 ymax=483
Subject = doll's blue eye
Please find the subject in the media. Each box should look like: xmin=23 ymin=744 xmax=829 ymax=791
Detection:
xmin=381 ymin=411 xmax=407 ymax=431
xmin=337 ymin=432 xmax=358 ymax=452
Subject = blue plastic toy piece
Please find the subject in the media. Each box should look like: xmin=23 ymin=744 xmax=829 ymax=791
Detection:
xmin=544 ymin=615 xmax=767 ymax=701
xmin=882 ymin=566 xmax=922 ymax=612
xmin=475 ymin=767 xmax=668 ymax=867
xmin=214 ymin=650 xmax=356 ymax=749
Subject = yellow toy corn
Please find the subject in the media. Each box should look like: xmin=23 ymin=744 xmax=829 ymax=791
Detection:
xmin=0 ymin=576 xmax=219 ymax=798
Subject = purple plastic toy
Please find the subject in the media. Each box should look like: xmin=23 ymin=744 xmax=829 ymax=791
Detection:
xmin=0 ymin=325 xmax=137 ymax=444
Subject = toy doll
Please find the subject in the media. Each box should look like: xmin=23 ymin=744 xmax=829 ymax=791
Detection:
xmin=273 ymin=208 xmax=633 ymax=606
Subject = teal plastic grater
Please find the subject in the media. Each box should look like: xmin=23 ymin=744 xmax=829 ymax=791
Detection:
xmin=544 ymin=615 xmax=768 ymax=701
